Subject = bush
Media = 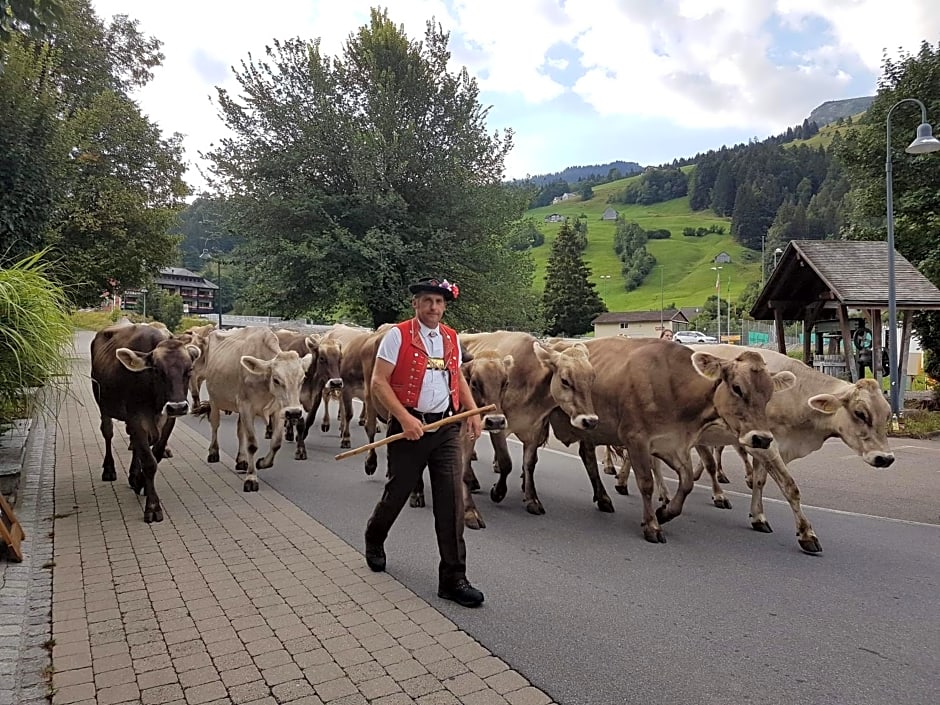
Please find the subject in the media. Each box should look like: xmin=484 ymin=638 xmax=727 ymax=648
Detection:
xmin=148 ymin=289 xmax=184 ymax=332
xmin=0 ymin=252 xmax=72 ymax=424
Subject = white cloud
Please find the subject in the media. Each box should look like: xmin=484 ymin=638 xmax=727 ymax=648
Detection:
xmin=88 ymin=0 xmax=936 ymax=190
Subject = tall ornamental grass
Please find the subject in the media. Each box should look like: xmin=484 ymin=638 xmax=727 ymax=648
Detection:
xmin=0 ymin=251 xmax=72 ymax=424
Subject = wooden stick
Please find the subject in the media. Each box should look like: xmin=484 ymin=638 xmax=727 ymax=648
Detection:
xmin=334 ymin=404 xmax=496 ymax=461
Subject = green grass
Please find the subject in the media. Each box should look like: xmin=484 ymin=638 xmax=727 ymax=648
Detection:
xmin=787 ymin=114 xmax=865 ymax=150
xmin=525 ymin=175 xmax=759 ymax=311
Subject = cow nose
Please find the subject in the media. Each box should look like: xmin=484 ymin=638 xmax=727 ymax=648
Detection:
xmin=873 ymin=454 xmax=895 ymax=468
xmin=284 ymin=408 xmax=303 ymax=421
xmin=573 ymin=414 xmax=598 ymax=430
xmin=328 ymin=378 xmax=343 ymax=389
xmin=165 ymin=401 xmax=190 ymax=417
xmin=748 ymin=432 xmax=773 ymax=450
xmin=483 ymin=414 xmax=507 ymax=431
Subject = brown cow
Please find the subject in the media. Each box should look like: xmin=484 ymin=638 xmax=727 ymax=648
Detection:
xmin=335 ymin=325 xmax=394 ymax=463
xmin=91 ymin=324 xmax=201 ymax=523
xmin=550 ymin=337 xmax=795 ymax=545
xmin=460 ymin=331 xmax=599 ymax=516
xmin=275 ymin=330 xmax=344 ymax=459
xmin=195 ymin=327 xmax=312 ymax=491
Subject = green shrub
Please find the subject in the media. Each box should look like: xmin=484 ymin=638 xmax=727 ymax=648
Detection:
xmin=0 ymin=252 xmax=72 ymax=423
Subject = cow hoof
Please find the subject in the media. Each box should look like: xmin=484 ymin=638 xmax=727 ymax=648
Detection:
xmin=144 ymin=508 xmax=163 ymax=523
xmin=614 ymin=484 xmax=629 ymax=496
xmin=207 ymin=452 xmax=220 ymax=463
xmin=655 ymin=505 xmax=675 ymax=525
xmin=364 ymin=457 xmax=377 ymax=476
xmin=295 ymin=448 xmax=307 ymax=461
xmin=525 ymin=500 xmax=545 ymax=516
xmin=799 ymin=536 xmax=823 ymax=554
xmin=256 ymin=457 xmax=272 ymax=470
xmin=321 ymin=423 xmax=330 ymax=433
xmin=409 ymin=494 xmax=425 ymax=508
xmin=163 ymin=447 xmax=173 ymax=458
xmin=642 ymin=525 xmax=666 ymax=544
xmin=713 ymin=497 xmax=732 ymax=509
xmin=490 ymin=485 xmax=507 ymax=504
xmin=235 ymin=460 xmax=249 ymax=473
xmin=243 ymin=479 xmax=259 ymax=492
xmin=596 ymin=496 xmax=615 ymax=513
xmin=340 ymin=439 xmax=350 ymax=449
xmin=358 ymin=418 xmax=365 ymax=426
xmin=101 ymin=468 xmax=116 ymax=482
xmin=465 ymin=511 xmax=486 ymax=530
xmin=751 ymin=519 xmax=773 ymax=533
xmin=468 ymin=477 xmax=480 ymax=492
xmin=717 ymin=471 xmax=730 ymax=484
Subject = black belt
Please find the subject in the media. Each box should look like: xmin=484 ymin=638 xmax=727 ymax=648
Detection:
xmin=407 ymin=408 xmax=451 ymax=424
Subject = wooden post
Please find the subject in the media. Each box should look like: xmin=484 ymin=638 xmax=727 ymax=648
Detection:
xmin=837 ymin=305 xmax=858 ymax=382
xmin=0 ymin=493 xmax=24 ymax=562
xmin=773 ymin=309 xmax=786 ymax=355
xmin=802 ymin=316 xmax=813 ymax=366
xmin=898 ymin=310 xmax=913 ymax=401
xmin=871 ymin=309 xmax=883 ymax=388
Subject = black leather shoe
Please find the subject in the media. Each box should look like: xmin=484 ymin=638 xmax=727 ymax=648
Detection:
xmin=365 ymin=544 xmax=386 ymax=572
xmin=438 ymin=578 xmax=484 ymax=608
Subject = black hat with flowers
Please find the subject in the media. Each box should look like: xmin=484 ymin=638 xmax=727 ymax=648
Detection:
xmin=408 ymin=277 xmax=459 ymax=302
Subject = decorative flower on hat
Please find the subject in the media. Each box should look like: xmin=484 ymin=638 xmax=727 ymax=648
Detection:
xmin=440 ymin=279 xmax=459 ymax=299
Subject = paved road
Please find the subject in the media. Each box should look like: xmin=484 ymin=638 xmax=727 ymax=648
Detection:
xmin=181 ymin=409 xmax=940 ymax=705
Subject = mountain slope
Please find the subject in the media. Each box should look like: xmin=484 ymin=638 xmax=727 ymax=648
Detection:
xmin=808 ymin=96 xmax=874 ymax=126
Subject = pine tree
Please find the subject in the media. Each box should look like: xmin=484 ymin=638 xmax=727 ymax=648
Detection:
xmin=542 ymin=220 xmax=607 ymax=336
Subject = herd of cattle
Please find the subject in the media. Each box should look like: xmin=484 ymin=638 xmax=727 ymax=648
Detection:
xmin=90 ymin=320 xmax=896 ymax=552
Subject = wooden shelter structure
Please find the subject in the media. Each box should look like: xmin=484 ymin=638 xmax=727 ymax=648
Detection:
xmin=750 ymin=240 xmax=940 ymax=387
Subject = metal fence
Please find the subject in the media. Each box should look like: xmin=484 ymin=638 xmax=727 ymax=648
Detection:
xmin=694 ymin=319 xmax=805 ymax=351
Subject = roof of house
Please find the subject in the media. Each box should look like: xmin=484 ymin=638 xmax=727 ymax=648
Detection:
xmin=155 ymin=267 xmax=218 ymax=290
xmin=592 ymin=308 xmax=689 ymax=325
xmin=750 ymin=240 xmax=940 ymax=320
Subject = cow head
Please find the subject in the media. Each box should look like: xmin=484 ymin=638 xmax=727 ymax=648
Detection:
xmin=534 ymin=341 xmax=599 ymax=430
xmin=116 ymin=340 xmax=201 ymax=417
xmin=305 ymin=334 xmax=344 ymax=396
xmin=462 ymin=352 xmax=513 ymax=431
xmin=240 ymin=350 xmax=313 ymax=421
xmin=692 ymin=350 xmax=795 ymax=450
xmin=807 ymin=378 xmax=894 ymax=468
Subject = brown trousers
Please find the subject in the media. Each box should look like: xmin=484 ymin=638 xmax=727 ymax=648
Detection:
xmin=365 ymin=420 xmax=467 ymax=588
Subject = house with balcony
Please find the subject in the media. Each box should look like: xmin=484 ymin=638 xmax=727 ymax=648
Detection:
xmin=123 ymin=267 xmax=219 ymax=315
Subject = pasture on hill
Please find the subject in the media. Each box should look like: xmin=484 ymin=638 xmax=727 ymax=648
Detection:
xmin=526 ymin=174 xmax=760 ymax=312
xmin=786 ymin=113 xmax=864 ymax=149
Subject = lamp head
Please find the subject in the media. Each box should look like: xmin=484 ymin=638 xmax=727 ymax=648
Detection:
xmin=199 ymin=248 xmax=211 ymax=260
xmin=906 ymin=123 xmax=940 ymax=154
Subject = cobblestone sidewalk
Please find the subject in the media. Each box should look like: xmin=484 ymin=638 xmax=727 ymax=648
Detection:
xmin=44 ymin=343 xmax=555 ymax=705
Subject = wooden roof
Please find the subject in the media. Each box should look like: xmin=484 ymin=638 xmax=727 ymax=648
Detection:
xmin=750 ymin=240 xmax=940 ymax=320
xmin=593 ymin=309 xmax=689 ymax=325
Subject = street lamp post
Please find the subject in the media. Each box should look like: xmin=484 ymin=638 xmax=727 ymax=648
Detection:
xmin=599 ymin=275 xmax=611 ymax=302
xmin=884 ymin=98 xmax=940 ymax=420
xmin=773 ymin=247 xmax=783 ymax=270
xmin=200 ymin=247 xmax=223 ymax=328
xmin=659 ymin=265 xmax=665 ymax=331
xmin=711 ymin=266 xmax=723 ymax=342
xmin=761 ymin=235 xmax=766 ymax=289
xmin=140 ymin=287 xmax=148 ymax=319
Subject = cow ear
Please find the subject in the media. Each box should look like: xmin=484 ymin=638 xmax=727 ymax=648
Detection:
xmin=532 ymin=341 xmax=558 ymax=369
xmin=240 ymin=355 xmax=269 ymax=376
xmin=116 ymin=348 xmax=152 ymax=372
xmin=461 ymin=362 xmax=473 ymax=381
xmin=771 ymin=370 xmax=796 ymax=392
xmin=502 ymin=354 xmax=514 ymax=371
xmin=186 ymin=345 xmax=201 ymax=362
xmin=305 ymin=334 xmax=321 ymax=354
xmin=690 ymin=351 xmax=722 ymax=380
xmin=300 ymin=353 xmax=314 ymax=372
xmin=808 ymin=393 xmax=841 ymax=415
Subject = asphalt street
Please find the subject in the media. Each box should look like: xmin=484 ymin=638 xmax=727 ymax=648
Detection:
xmin=179 ymin=405 xmax=940 ymax=705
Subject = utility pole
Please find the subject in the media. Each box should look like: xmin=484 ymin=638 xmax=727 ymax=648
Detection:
xmin=711 ymin=266 xmax=723 ymax=342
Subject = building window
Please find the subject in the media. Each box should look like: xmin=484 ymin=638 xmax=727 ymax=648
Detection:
xmin=619 ymin=322 xmax=628 ymax=329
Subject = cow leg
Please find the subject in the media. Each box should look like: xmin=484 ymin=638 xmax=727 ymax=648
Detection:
xmin=338 ymin=388 xmax=353 ymax=449
xmin=100 ymin=416 xmax=117 ymax=481
xmin=189 ymin=374 xmax=202 ymax=407
xmin=520 ymin=437 xmax=547 ymax=515
xmin=624 ymin=442 xmax=666 ymax=544
xmin=206 ymin=404 xmax=222 ymax=463
xmin=284 ymin=416 xmax=295 ymax=443
xmin=410 ymin=472 xmax=426 ymax=508
xmin=296 ymin=389 xmax=322 ymax=461
xmin=759 ymin=454 xmax=821 ymax=554
xmin=651 ymin=458 xmax=671 ymax=505
xmin=128 ymin=426 xmax=162 ymax=523
xmin=737 ymin=445 xmax=755 ymax=488
xmin=264 ymin=415 xmax=274 ymax=440
xmin=714 ymin=446 xmax=730 ymax=484
xmin=578 ymin=442 xmax=614 ymax=512
xmin=319 ymin=392 xmax=331 ymax=433
xmin=614 ymin=456 xmax=631 ymax=496
xmin=602 ymin=446 xmax=618 ymax=475
xmin=654 ymin=451 xmax=695 ymax=526
xmin=257 ymin=409 xmax=286 ymax=471
xmin=238 ymin=411 xmax=260 ymax=492
xmin=462 ymin=435 xmax=485 ymax=529
xmin=363 ymin=400 xmax=379 ymax=476
xmin=488 ymin=431 xmax=513 ymax=503
xmin=748 ymin=456 xmax=772 ymax=533
xmin=694 ymin=445 xmax=731 ymax=509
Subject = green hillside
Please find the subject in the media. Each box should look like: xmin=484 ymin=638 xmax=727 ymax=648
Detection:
xmin=788 ymin=113 xmax=864 ymax=149
xmin=525 ymin=175 xmax=759 ymax=312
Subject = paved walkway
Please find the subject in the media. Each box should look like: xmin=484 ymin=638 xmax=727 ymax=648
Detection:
xmin=8 ymin=339 xmax=556 ymax=704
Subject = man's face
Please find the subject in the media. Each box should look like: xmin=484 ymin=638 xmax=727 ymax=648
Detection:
xmin=413 ymin=293 xmax=447 ymax=327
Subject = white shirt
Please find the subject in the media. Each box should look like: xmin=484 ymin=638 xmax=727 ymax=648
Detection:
xmin=377 ymin=322 xmax=462 ymax=413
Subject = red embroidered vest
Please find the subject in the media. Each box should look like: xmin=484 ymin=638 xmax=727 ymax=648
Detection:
xmin=388 ymin=319 xmax=461 ymax=410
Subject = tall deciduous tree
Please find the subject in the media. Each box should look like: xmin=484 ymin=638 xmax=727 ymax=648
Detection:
xmin=542 ymin=220 xmax=606 ymax=336
xmin=206 ymin=9 xmax=531 ymax=329
xmin=836 ymin=41 xmax=940 ymax=380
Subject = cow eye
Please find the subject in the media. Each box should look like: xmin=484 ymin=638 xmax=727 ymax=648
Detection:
xmin=273 ymin=378 xmax=283 ymax=386
xmin=319 ymin=356 xmax=326 ymax=364
xmin=854 ymin=410 xmax=869 ymax=425
xmin=560 ymin=377 xmax=571 ymax=388
xmin=732 ymin=384 xmax=744 ymax=397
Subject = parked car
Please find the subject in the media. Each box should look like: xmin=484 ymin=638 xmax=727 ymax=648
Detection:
xmin=673 ymin=330 xmax=718 ymax=345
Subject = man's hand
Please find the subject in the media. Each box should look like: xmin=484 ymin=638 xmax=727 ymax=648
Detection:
xmin=466 ymin=414 xmax=482 ymax=441
xmin=400 ymin=414 xmax=425 ymax=441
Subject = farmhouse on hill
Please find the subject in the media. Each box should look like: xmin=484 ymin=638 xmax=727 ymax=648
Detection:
xmin=714 ymin=251 xmax=732 ymax=264
xmin=601 ymin=207 xmax=618 ymax=221
xmin=592 ymin=309 xmax=689 ymax=338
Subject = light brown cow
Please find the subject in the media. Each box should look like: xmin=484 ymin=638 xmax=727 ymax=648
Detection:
xmin=177 ymin=323 xmax=216 ymax=406
xmin=91 ymin=324 xmax=201 ymax=523
xmin=194 ymin=327 xmax=312 ymax=491
xmin=320 ymin=324 xmax=374 ymax=433
xmin=275 ymin=329 xmax=344 ymax=459
xmin=460 ymin=331 xmax=599 ymax=516
xmin=550 ymin=337 xmax=795 ymax=545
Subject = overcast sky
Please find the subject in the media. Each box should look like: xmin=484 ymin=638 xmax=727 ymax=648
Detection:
xmin=90 ymin=0 xmax=938 ymax=194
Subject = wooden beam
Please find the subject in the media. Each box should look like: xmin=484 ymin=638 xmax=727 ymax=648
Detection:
xmin=802 ymin=315 xmax=813 ymax=365
xmin=871 ymin=309 xmax=883 ymax=388
xmin=899 ymin=310 xmax=913 ymax=400
xmin=773 ymin=309 xmax=787 ymax=355
xmin=837 ymin=305 xmax=858 ymax=383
